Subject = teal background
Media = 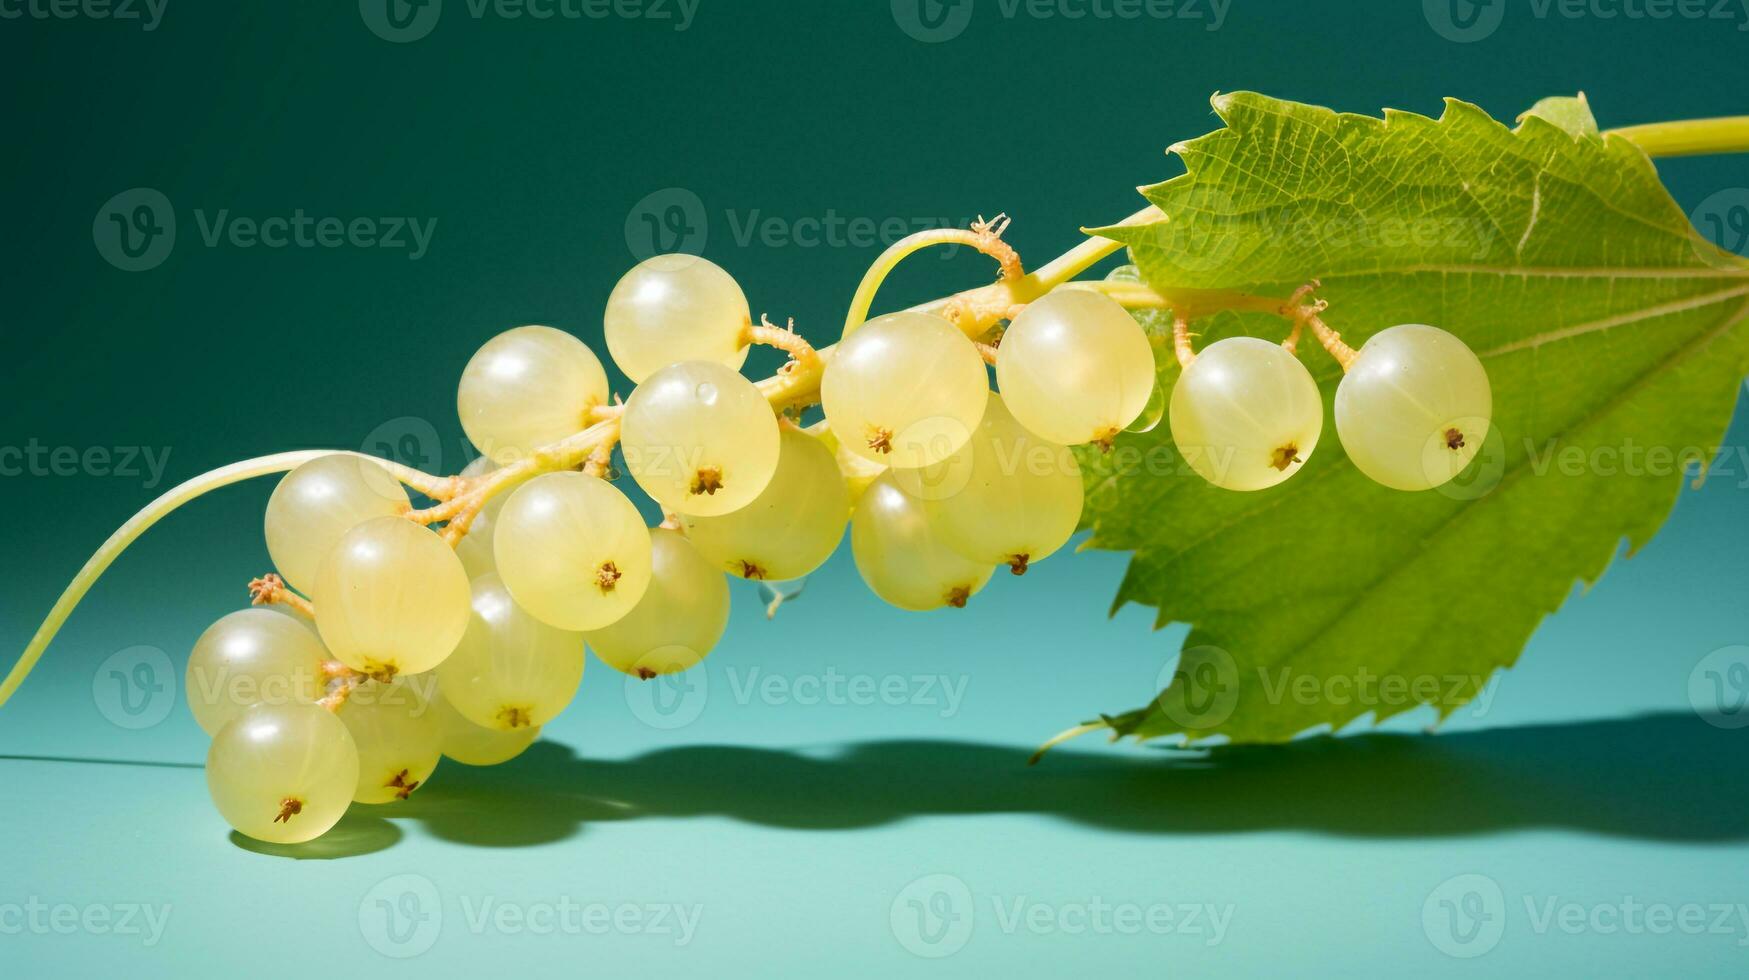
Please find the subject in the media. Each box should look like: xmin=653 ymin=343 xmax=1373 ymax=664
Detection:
xmin=3 ymin=1 xmax=1748 ymax=976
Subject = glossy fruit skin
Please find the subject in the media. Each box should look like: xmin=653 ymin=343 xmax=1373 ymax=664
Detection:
xmin=436 ymin=573 xmax=586 ymax=730
xmin=851 ymin=471 xmax=996 ymax=612
xmin=429 ymin=684 xmax=540 ymax=766
xmin=186 ymin=608 xmax=330 ymax=736
xmin=336 ymin=676 xmax=443 ymax=804
xmin=998 ymin=289 xmax=1156 ymax=445
xmin=206 ymin=701 xmax=359 ymax=844
xmin=1335 ymin=324 xmax=1493 ymax=491
xmin=621 ymin=360 xmax=782 ymax=517
xmin=265 ymin=454 xmax=409 ymax=592
xmin=605 ymin=254 xmax=750 ymax=383
xmin=1169 ymin=336 xmax=1324 ymax=491
xmin=457 ymin=325 xmax=610 ymax=465
xmin=494 ymin=472 xmax=652 ymax=631
xmin=311 ymin=517 xmax=473 ymax=678
xmin=585 ymin=529 xmax=730 ymax=678
xmin=823 ymin=312 xmax=989 ymax=470
xmin=682 ymin=428 xmax=849 ymax=581
xmin=902 ymin=393 xmax=1083 ymax=573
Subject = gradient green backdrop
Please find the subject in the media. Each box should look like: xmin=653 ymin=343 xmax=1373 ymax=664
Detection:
xmin=3 ymin=1 xmax=1748 ymax=976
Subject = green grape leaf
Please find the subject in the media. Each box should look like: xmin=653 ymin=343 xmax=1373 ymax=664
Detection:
xmin=1077 ymin=92 xmax=1749 ymax=745
xmin=1516 ymin=93 xmax=1599 ymax=138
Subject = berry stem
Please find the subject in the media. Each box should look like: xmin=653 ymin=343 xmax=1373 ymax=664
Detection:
xmin=1301 ymin=313 xmax=1359 ymax=371
xmin=1608 ymin=115 xmax=1749 ymax=158
xmin=1171 ymin=313 xmax=1197 ymax=369
xmin=0 ymin=450 xmax=349 ymax=709
xmin=744 ymin=315 xmax=820 ymax=371
xmin=840 ymin=214 xmax=1024 ymax=338
xmin=247 ymin=573 xmax=315 ymax=618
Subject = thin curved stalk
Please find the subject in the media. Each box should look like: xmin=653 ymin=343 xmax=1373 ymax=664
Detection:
xmin=0 ymin=450 xmax=357 ymax=708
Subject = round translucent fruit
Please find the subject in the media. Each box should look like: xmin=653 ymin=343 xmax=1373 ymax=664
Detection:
xmin=900 ymin=393 xmax=1083 ymax=575
xmin=1169 ymin=336 xmax=1324 ymax=491
xmin=495 ymin=472 xmax=652 ymax=630
xmin=682 ymin=428 xmax=849 ymax=581
xmin=457 ymin=325 xmax=609 ymax=465
xmin=428 ymin=683 xmax=540 ymax=766
xmin=207 ymin=701 xmax=359 ymax=844
xmin=312 ymin=516 xmax=473 ymax=678
xmin=851 ymin=471 xmax=996 ymax=611
xmin=185 ymin=608 xmax=329 ymax=736
xmin=437 ymin=573 xmax=586 ymax=731
xmin=605 ymin=254 xmax=750 ymax=383
xmin=337 ymin=676 xmax=443 ymax=804
xmin=621 ymin=360 xmax=780 ymax=517
xmin=265 ymin=454 xmax=409 ymax=592
xmin=823 ymin=311 xmax=988 ymax=469
xmin=585 ymin=528 xmax=729 ymax=678
xmin=1335 ymin=324 xmax=1493 ymax=491
xmin=998 ymin=289 xmax=1156 ymax=446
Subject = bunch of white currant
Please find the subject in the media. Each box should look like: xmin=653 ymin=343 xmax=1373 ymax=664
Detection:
xmin=191 ymin=252 xmax=1491 ymax=844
